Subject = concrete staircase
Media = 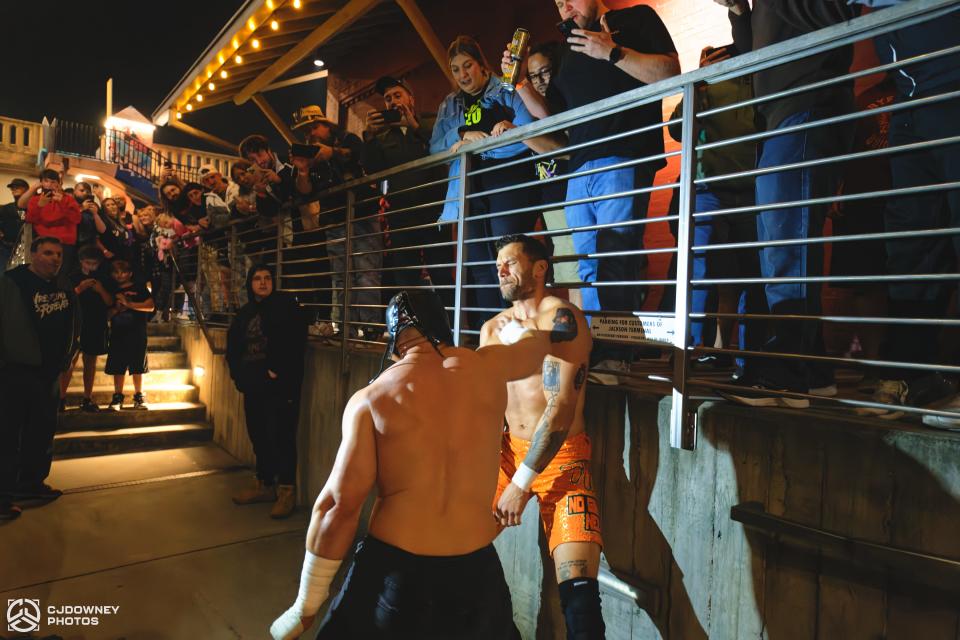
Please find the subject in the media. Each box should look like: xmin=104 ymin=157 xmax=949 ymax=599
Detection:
xmin=56 ymin=323 xmax=211 ymax=458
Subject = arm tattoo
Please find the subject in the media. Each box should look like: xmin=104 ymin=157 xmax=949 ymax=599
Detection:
xmin=543 ymin=360 xmax=560 ymax=392
xmin=524 ymin=359 xmax=567 ymax=473
xmin=574 ymin=364 xmax=587 ymax=391
xmin=549 ymin=308 xmax=578 ymax=343
xmin=557 ymin=559 xmax=589 ymax=582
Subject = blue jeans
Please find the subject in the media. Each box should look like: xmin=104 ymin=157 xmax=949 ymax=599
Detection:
xmin=754 ymin=110 xmax=853 ymax=388
xmin=565 ymin=157 xmax=654 ymax=361
xmin=690 ymin=189 xmax=766 ymax=366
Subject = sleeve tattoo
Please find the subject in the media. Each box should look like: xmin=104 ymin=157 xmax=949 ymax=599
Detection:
xmin=523 ymin=359 xmax=567 ymax=473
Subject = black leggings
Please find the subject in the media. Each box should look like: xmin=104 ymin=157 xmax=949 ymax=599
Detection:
xmin=317 ymin=536 xmax=520 ymax=640
xmin=242 ymin=385 xmax=300 ymax=485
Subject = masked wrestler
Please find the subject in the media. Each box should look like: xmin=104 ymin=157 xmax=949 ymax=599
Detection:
xmin=270 ymin=289 xmax=548 ymax=640
xmin=481 ymin=234 xmax=604 ymax=639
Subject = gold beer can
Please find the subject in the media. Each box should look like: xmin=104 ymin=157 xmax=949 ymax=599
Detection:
xmin=502 ymin=28 xmax=530 ymax=91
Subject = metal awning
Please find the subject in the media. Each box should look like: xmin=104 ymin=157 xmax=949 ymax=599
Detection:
xmin=151 ymin=0 xmax=446 ymax=130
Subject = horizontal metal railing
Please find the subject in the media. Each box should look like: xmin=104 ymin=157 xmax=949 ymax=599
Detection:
xmin=172 ymin=0 xmax=959 ymax=451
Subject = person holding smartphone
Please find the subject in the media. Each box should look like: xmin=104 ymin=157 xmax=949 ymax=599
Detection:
xmin=25 ymin=169 xmax=82 ymax=273
xmin=362 ymin=76 xmax=454 ymax=304
xmin=504 ymin=1 xmax=679 ymax=384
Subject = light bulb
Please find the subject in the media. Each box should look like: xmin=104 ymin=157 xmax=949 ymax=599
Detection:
xmin=186 ymin=103 xmax=193 ymax=111
xmin=235 ymin=54 xmax=243 ymax=64
xmin=270 ymin=20 xmax=279 ymax=30
xmin=220 ymin=70 xmax=228 ymax=79
xmin=252 ymin=39 xmax=260 ymax=49
xmin=208 ymin=82 xmax=215 ymax=91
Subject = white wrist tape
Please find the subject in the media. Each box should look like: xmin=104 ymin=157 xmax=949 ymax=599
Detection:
xmin=511 ymin=463 xmax=539 ymax=492
xmin=269 ymin=550 xmax=341 ymax=640
xmin=498 ymin=319 xmax=530 ymax=345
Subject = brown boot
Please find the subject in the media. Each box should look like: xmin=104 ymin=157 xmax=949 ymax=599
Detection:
xmin=270 ymin=484 xmax=296 ymax=519
xmin=232 ymin=479 xmax=276 ymax=505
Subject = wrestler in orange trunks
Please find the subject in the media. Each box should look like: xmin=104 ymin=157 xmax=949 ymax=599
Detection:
xmin=481 ymin=234 xmax=606 ymax=639
xmin=494 ymin=431 xmax=603 ymax=553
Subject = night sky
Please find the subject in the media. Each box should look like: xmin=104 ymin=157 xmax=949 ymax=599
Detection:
xmin=0 ymin=0 xmax=243 ymax=124
xmin=0 ymin=1 xmax=329 ymax=154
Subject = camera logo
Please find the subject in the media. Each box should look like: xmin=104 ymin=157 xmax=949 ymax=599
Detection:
xmin=7 ymin=598 xmax=41 ymax=633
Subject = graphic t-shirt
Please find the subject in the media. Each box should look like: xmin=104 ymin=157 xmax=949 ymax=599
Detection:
xmin=458 ymin=92 xmax=515 ymax=136
xmin=243 ymin=311 xmax=269 ymax=364
xmin=8 ymin=265 xmax=73 ymax=377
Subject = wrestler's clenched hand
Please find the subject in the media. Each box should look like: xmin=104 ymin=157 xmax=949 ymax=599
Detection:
xmin=495 ymin=482 xmax=533 ymax=527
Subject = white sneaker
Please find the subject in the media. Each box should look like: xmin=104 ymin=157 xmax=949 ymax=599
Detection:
xmin=923 ymin=394 xmax=960 ymax=431
xmin=588 ymin=359 xmax=629 ymax=386
xmin=810 ymin=383 xmax=838 ymax=397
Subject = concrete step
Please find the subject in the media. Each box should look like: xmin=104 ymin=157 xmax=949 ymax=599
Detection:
xmin=63 ymin=384 xmax=199 ymax=405
xmin=148 ymin=335 xmax=181 ymax=351
xmin=89 ymin=351 xmax=186 ymax=370
xmin=54 ymin=423 xmax=213 ymax=459
xmin=68 ymin=368 xmax=191 ymax=388
xmin=58 ymin=401 xmax=206 ymax=432
xmin=146 ymin=323 xmax=178 ymax=336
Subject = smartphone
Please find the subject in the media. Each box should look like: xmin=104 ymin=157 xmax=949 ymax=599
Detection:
xmin=290 ymin=143 xmax=320 ymax=158
xmin=557 ymin=18 xmax=578 ymax=39
xmin=378 ymin=109 xmax=402 ymax=124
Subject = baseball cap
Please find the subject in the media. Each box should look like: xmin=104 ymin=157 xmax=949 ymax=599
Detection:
xmin=6 ymin=178 xmax=29 ymax=190
xmin=375 ymin=76 xmax=410 ymax=96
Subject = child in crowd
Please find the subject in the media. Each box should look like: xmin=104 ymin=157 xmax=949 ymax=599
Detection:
xmin=105 ymin=260 xmax=154 ymax=410
xmin=60 ymin=245 xmax=113 ymax=412
xmin=152 ymin=212 xmax=186 ymax=320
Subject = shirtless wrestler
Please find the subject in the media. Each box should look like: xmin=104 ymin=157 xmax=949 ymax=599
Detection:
xmin=480 ymin=234 xmax=605 ymax=639
xmin=270 ymin=289 xmax=548 ymax=640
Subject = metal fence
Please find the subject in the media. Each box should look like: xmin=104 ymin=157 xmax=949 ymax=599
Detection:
xmin=54 ymin=122 xmax=204 ymax=186
xmin=177 ymin=0 xmax=960 ymax=450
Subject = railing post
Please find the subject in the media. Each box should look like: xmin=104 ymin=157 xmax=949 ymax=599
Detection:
xmin=670 ymin=82 xmax=699 ymax=451
xmin=452 ymin=152 xmax=470 ymax=345
xmin=336 ymin=190 xmax=356 ymax=421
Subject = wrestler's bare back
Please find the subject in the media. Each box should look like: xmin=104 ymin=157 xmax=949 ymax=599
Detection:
xmin=483 ymin=296 xmax=592 ymax=443
xmin=361 ymin=345 xmax=510 ymax=556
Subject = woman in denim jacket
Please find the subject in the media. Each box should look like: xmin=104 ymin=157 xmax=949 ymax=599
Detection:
xmin=430 ymin=36 xmax=559 ymax=327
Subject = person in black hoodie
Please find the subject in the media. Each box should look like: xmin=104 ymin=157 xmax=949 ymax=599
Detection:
xmin=227 ymin=264 xmax=308 ymax=519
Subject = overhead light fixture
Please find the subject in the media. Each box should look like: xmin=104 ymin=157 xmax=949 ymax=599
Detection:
xmin=218 ymin=54 xmax=225 ymax=64
xmin=313 ymin=59 xmax=324 ymax=67
xmin=232 ymin=37 xmax=240 ymax=49
xmin=196 ymin=94 xmax=203 ymax=102
xmin=247 ymin=17 xmax=257 ymax=31
xmin=186 ymin=103 xmax=194 ymax=111
xmin=293 ymin=0 xmax=301 ymax=8
xmin=235 ymin=54 xmax=243 ymax=64
xmin=266 ymin=0 xmax=274 ymax=8
xmin=176 ymin=112 xmax=182 ymax=120
xmin=252 ymin=39 xmax=261 ymax=49
xmin=270 ymin=20 xmax=279 ymax=31
xmin=208 ymin=82 xmax=216 ymax=91
xmin=207 ymin=70 xmax=213 ymax=78
xmin=220 ymin=70 xmax=228 ymax=79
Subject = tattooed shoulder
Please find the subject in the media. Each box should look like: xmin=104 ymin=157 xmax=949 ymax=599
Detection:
xmin=549 ymin=307 xmax=578 ymax=343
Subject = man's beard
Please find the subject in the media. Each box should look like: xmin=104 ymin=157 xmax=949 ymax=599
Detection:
xmin=500 ymin=281 xmax=532 ymax=302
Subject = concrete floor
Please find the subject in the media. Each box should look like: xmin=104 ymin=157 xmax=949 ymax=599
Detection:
xmin=0 ymin=445 xmax=321 ymax=640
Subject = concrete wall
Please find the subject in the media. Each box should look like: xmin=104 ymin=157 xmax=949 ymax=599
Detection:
xmin=181 ymin=325 xmax=960 ymax=639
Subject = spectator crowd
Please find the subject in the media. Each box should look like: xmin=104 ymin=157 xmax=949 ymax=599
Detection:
xmin=2 ymin=0 xmax=958 ymax=521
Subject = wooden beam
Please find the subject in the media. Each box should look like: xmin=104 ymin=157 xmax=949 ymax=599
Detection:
xmin=251 ymin=94 xmax=298 ymax=145
xmin=395 ymin=0 xmax=451 ymax=83
xmin=235 ymin=0 xmax=381 ymax=105
xmin=263 ymin=69 xmax=329 ymax=92
xmin=169 ymin=119 xmax=239 ymax=154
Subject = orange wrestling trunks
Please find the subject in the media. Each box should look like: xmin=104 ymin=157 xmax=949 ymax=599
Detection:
xmin=494 ymin=431 xmax=603 ymax=554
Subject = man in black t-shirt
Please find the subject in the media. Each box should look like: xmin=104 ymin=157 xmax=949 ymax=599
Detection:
xmin=509 ymin=1 xmax=679 ymax=382
xmin=0 ymin=236 xmax=79 ymax=519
